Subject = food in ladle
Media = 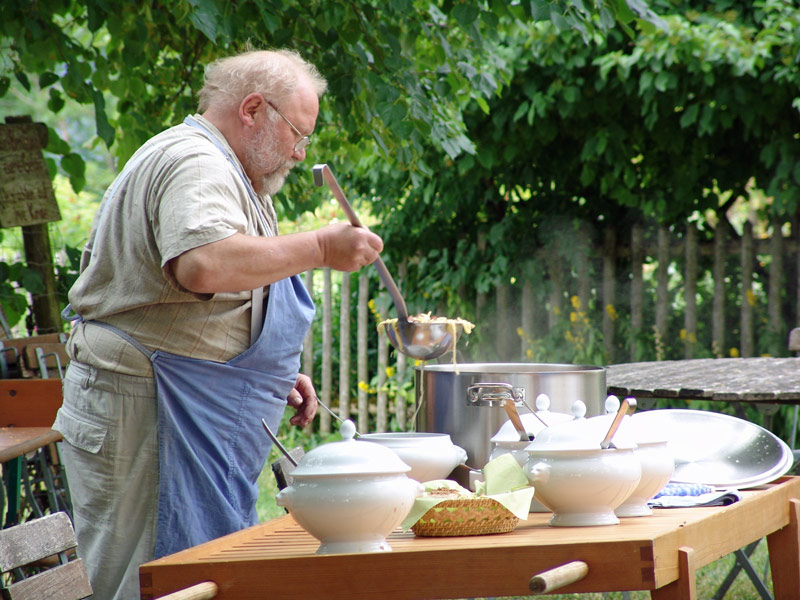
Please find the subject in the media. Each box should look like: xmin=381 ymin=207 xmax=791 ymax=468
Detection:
xmin=377 ymin=313 xmax=475 ymax=367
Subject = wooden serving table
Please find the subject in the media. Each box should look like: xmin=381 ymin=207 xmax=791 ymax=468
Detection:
xmin=140 ymin=476 xmax=800 ymax=600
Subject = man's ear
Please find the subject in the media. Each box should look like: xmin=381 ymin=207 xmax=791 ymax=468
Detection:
xmin=239 ymin=93 xmax=264 ymax=126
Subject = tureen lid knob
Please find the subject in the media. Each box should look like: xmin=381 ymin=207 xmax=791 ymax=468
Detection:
xmin=571 ymin=400 xmax=586 ymax=419
xmin=605 ymin=395 xmax=620 ymax=414
xmin=535 ymin=393 xmax=551 ymax=411
xmin=340 ymin=419 xmax=357 ymax=441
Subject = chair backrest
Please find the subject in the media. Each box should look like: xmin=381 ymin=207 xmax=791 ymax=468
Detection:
xmin=0 ymin=512 xmax=92 ymax=600
xmin=0 ymin=333 xmax=68 ymax=379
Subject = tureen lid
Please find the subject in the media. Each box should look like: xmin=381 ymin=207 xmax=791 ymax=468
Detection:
xmin=526 ymin=413 xmax=637 ymax=451
xmin=290 ymin=420 xmax=411 ymax=476
xmin=490 ymin=395 xmax=581 ymax=443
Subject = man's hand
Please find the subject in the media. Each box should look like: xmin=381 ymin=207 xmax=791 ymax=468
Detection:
xmin=315 ymin=223 xmax=383 ymax=272
xmin=287 ymin=373 xmax=318 ymax=427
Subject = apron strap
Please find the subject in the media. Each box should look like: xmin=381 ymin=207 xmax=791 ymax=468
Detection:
xmin=85 ymin=320 xmax=155 ymax=360
xmin=183 ymin=116 xmax=271 ymax=346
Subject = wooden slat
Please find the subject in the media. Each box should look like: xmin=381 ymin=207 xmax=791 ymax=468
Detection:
xmin=5 ymin=559 xmax=92 ymax=600
xmin=0 ymin=378 xmax=63 ymax=426
xmin=0 ymin=512 xmax=75 ymax=571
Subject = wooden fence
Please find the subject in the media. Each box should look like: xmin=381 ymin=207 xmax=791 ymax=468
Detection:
xmin=302 ymin=217 xmax=800 ymax=435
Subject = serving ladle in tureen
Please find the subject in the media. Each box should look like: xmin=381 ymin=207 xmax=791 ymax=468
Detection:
xmin=313 ymin=163 xmax=461 ymax=361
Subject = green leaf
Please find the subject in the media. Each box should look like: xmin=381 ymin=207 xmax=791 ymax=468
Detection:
xmin=61 ymin=153 xmax=86 ymax=193
xmin=39 ymin=72 xmax=59 ymax=88
xmin=47 ymin=88 xmax=65 ymax=113
xmin=21 ymin=269 xmax=44 ymax=294
xmin=452 ymin=3 xmax=480 ymax=29
xmin=0 ymin=76 xmax=9 ymax=98
xmin=45 ymin=127 xmax=71 ymax=155
xmin=680 ymin=103 xmax=699 ymax=127
xmin=92 ymin=89 xmax=115 ymax=147
xmin=187 ymin=0 xmax=221 ymax=43
xmin=14 ymin=70 xmax=31 ymax=91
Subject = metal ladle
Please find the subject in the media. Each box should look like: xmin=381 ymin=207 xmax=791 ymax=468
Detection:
xmin=313 ymin=163 xmax=461 ymax=361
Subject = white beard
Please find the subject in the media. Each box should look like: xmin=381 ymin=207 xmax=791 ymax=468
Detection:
xmin=244 ymin=123 xmax=295 ymax=197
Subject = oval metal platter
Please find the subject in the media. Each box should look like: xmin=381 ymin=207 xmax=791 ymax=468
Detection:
xmin=632 ymin=409 xmax=794 ymax=489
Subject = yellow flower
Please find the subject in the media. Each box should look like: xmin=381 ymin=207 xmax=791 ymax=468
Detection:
xmin=570 ymin=312 xmax=578 ymax=323
xmin=368 ymin=299 xmax=376 ymax=310
xmin=679 ymin=328 xmax=687 ymax=341
xmin=553 ymin=306 xmax=561 ymax=316
xmin=526 ymin=349 xmax=534 ymax=358
xmin=357 ymin=381 xmax=370 ymax=392
xmin=746 ymin=289 xmax=756 ymax=307
xmin=605 ymin=304 xmax=618 ymax=321
xmin=688 ymin=332 xmax=697 ymax=344
xmin=385 ymin=366 xmax=396 ymax=378
xmin=571 ymin=295 xmax=581 ymax=310
xmin=729 ymin=347 xmax=740 ymax=358
xmin=516 ymin=327 xmax=525 ymax=337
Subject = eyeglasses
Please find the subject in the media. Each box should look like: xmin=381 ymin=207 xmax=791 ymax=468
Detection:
xmin=265 ymin=99 xmax=311 ymax=153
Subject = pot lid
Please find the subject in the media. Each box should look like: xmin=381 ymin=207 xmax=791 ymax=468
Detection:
xmin=526 ymin=413 xmax=637 ymax=451
xmin=290 ymin=420 xmax=411 ymax=477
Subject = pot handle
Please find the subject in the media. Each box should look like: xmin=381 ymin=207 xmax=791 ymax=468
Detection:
xmin=454 ymin=444 xmax=468 ymax=465
xmin=467 ymin=382 xmax=525 ymax=407
xmin=527 ymin=462 xmax=551 ymax=485
xmin=275 ymin=487 xmax=293 ymax=507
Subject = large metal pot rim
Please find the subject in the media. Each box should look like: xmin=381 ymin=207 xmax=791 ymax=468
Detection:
xmin=416 ymin=362 xmax=605 ymax=374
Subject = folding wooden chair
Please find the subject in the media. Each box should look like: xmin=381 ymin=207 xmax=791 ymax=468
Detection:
xmin=0 ymin=512 xmax=91 ymax=600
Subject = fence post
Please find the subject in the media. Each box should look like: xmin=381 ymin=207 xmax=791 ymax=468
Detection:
xmin=357 ymin=271 xmax=369 ymax=434
xmin=768 ymin=215 xmax=785 ymax=357
xmin=320 ymin=268 xmax=332 ymax=435
xmin=602 ymin=227 xmax=616 ymax=363
xmin=377 ymin=332 xmax=388 ymax=432
xmin=630 ymin=224 xmax=644 ymax=361
xmin=740 ymin=221 xmax=755 ymax=357
xmin=339 ymin=271 xmax=351 ymax=421
xmin=684 ymin=225 xmax=698 ymax=358
xmin=521 ymin=276 xmax=534 ymax=360
xmin=712 ymin=226 xmax=726 ymax=358
xmin=655 ymin=226 xmax=670 ymax=360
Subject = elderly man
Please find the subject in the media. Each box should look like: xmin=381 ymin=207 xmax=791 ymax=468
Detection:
xmin=53 ymin=49 xmax=382 ymax=600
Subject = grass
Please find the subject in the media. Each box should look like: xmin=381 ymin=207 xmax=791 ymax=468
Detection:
xmin=256 ymin=457 xmax=773 ymax=599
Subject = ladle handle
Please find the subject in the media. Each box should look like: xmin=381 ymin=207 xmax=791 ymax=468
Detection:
xmin=312 ymin=164 xmax=409 ymax=320
xmin=261 ymin=419 xmax=297 ymax=466
xmin=600 ymin=397 xmax=636 ymax=449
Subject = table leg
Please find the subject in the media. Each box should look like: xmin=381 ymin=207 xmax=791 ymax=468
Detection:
xmin=651 ymin=546 xmax=697 ymax=600
xmin=766 ymin=498 xmax=800 ymax=600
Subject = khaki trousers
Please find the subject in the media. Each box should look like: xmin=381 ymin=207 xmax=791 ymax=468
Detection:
xmin=53 ymin=362 xmax=158 ymax=600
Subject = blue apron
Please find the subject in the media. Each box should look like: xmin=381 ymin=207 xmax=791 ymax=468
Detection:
xmin=93 ymin=274 xmax=314 ymax=557
xmin=65 ymin=116 xmax=315 ymax=557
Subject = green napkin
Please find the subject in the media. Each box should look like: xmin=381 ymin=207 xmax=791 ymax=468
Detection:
xmin=401 ymin=454 xmax=535 ymax=531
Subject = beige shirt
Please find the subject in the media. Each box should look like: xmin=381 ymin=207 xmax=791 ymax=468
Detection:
xmin=67 ymin=115 xmax=276 ymax=377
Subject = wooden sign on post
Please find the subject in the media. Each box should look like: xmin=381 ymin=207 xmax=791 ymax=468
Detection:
xmin=0 ymin=119 xmax=61 ymax=228
xmin=0 ymin=116 xmax=63 ymax=335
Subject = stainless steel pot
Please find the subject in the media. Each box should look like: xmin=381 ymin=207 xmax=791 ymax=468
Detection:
xmin=415 ymin=363 xmax=606 ymax=469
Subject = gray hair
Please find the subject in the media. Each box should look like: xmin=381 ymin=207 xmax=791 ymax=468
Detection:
xmin=198 ymin=49 xmax=327 ymax=113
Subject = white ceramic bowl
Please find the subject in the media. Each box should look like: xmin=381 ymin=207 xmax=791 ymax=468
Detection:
xmin=276 ymin=421 xmax=424 ymax=554
xmin=356 ymin=432 xmax=468 ymax=482
xmin=614 ymin=439 xmax=674 ymax=517
xmin=523 ymin=415 xmax=641 ymax=526
xmin=613 ymin=412 xmax=675 ymax=517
